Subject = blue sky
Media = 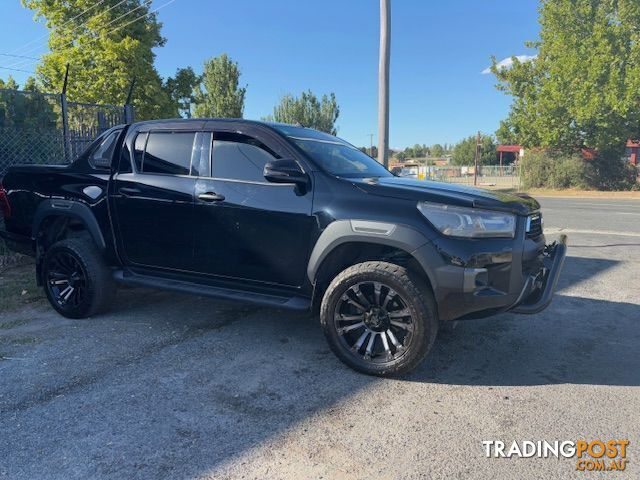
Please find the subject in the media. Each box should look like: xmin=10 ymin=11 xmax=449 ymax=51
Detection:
xmin=0 ymin=0 xmax=540 ymax=148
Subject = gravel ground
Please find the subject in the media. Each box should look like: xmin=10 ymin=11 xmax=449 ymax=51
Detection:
xmin=1 ymin=197 xmax=639 ymax=479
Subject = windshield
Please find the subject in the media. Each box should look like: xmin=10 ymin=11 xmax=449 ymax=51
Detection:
xmin=272 ymin=124 xmax=392 ymax=178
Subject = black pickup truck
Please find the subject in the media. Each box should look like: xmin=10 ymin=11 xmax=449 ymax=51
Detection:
xmin=0 ymin=119 xmax=566 ymax=376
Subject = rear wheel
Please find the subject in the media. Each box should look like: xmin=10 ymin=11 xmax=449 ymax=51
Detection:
xmin=42 ymin=239 xmax=115 ymax=319
xmin=320 ymin=261 xmax=438 ymax=376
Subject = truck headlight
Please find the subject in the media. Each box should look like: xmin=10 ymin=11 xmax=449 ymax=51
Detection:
xmin=417 ymin=201 xmax=516 ymax=238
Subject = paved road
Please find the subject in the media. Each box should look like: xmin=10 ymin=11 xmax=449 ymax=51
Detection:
xmin=539 ymin=196 xmax=640 ymax=235
xmin=1 ymin=197 xmax=639 ymax=479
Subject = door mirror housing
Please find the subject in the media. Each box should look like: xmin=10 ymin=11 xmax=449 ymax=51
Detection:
xmin=263 ymin=159 xmax=308 ymax=186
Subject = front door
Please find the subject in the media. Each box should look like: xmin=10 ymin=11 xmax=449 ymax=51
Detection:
xmin=111 ymin=129 xmax=199 ymax=271
xmin=193 ymin=129 xmax=313 ymax=287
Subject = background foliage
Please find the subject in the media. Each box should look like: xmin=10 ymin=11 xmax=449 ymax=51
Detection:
xmin=491 ymin=0 xmax=640 ymax=189
xmin=265 ymin=90 xmax=339 ymax=135
xmin=451 ymin=134 xmax=496 ymax=166
xmin=23 ymin=0 xmax=178 ymax=119
xmin=193 ymin=54 xmax=246 ymax=118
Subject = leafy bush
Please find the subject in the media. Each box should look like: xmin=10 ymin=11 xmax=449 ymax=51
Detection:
xmin=586 ymin=150 xmax=638 ymax=191
xmin=520 ymin=150 xmax=638 ymax=190
xmin=520 ymin=151 xmax=588 ymax=189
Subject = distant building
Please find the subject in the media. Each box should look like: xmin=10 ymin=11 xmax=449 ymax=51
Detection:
xmin=496 ymin=145 xmax=523 ymax=166
xmin=625 ymin=140 xmax=639 ymax=165
xmin=498 ymin=140 xmax=639 ymax=165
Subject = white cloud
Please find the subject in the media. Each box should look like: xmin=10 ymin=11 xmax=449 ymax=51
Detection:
xmin=481 ymin=55 xmax=537 ymax=74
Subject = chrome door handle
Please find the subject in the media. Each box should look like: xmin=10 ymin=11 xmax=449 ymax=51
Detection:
xmin=198 ymin=192 xmax=225 ymax=202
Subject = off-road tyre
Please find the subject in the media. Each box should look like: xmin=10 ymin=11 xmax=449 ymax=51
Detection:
xmin=320 ymin=261 xmax=438 ymax=376
xmin=42 ymin=238 xmax=116 ymax=319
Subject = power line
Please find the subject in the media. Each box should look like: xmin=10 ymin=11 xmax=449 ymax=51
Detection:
xmin=0 ymin=53 xmax=40 ymax=61
xmin=103 ymin=0 xmax=176 ymax=37
xmin=3 ymin=0 xmax=177 ymax=79
xmin=6 ymin=0 xmax=132 ymax=69
xmin=8 ymin=0 xmax=109 ymax=56
xmin=0 ymin=66 xmax=36 ymax=74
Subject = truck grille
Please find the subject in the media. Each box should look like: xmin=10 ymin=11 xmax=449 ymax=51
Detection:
xmin=526 ymin=213 xmax=543 ymax=238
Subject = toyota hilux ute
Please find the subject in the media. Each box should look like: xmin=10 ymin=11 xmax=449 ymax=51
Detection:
xmin=0 ymin=119 xmax=567 ymax=376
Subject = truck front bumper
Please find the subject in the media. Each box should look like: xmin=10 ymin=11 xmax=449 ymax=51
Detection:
xmin=509 ymin=234 xmax=567 ymax=314
xmin=411 ymin=222 xmax=568 ymax=321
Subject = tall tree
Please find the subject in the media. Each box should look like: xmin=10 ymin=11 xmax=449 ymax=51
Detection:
xmin=193 ymin=54 xmax=246 ymax=118
xmin=164 ymin=67 xmax=200 ymax=118
xmin=0 ymin=76 xmax=57 ymax=129
xmin=23 ymin=0 xmax=177 ymax=119
xmin=495 ymin=119 xmax=518 ymax=145
xmin=430 ymin=143 xmax=444 ymax=157
xmin=451 ymin=134 xmax=496 ymax=166
xmin=265 ymin=90 xmax=339 ymax=135
xmin=0 ymin=76 xmax=62 ymax=167
xmin=492 ymin=0 xmax=640 ymax=155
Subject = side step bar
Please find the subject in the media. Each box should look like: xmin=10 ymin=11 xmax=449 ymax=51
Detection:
xmin=113 ymin=271 xmax=310 ymax=311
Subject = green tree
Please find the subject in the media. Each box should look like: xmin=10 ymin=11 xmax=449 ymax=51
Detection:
xmin=23 ymin=0 xmax=177 ymax=119
xmin=495 ymin=119 xmax=519 ymax=145
xmin=0 ymin=76 xmax=57 ymax=129
xmin=412 ymin=144 xmax=425 ymax=158
xmin=451 ymin=134 xmax=496 ymax=166
xmin=492 ymin=0 xmax=640 ymax=155
xmin=193 ymin=54 xmax=246 ymax=118
xmin=0 ymin=76 xmax=62 ymax=167
xmin=164 ymin=67 xmax=200 ymax=118
xmin=265 ymin=90 xmax=339 ymax=135
xmin=430 ymin=143 xmax=444 ymax=157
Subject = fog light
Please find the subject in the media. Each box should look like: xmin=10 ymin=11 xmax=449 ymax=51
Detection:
xmin=475 ymin=270 xmax=489 ymax=288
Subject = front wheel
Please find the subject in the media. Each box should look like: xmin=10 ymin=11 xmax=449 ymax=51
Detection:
xmin=42 ymin=239 xmax=116 ymax=319
xmin=320 ymin=261 xmax=438 ymax=376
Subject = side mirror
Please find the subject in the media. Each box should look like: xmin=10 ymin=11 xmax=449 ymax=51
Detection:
xmin=263 ymin=159 xmax=309 ymax=186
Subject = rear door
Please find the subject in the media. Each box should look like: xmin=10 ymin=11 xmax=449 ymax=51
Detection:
xmin=111 ymin=127 xmax=200 ymax=271
xmin=192 ymin=125 xmax=314 ymax=287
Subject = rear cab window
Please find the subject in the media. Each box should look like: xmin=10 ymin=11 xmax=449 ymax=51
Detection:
xmin=129 ymin=130 xmax=210 ymax=177
xmin=89 ymin=129 xmax=122 ymax=170
xmin=142 ymin=132 xmax=195 ymax=175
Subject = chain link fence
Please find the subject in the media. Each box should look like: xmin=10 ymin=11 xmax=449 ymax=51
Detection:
xmin=0 ymin=88 xmax=132 ymax=175
xmin=426 ymin=165 xmax=520 ymax=189
xmin=397 ymin=164 xmax=521 ymax=189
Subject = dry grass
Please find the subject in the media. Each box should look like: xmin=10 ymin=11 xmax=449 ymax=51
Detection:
xmin=523 ymin=188 xmax=640 ymax=199
xmin=0 ymin=260 xmax=44 ymax=312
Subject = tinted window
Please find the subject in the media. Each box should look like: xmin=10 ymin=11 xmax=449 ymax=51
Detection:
xmin=90 ymin=130 xmax=120 ymax=169
xmin=291 ymin=138 xmax=392 ymax=178
xmin=133 ymin=132 xmax=147 ymax=172
xmin=143 ymin=132 xmax=195 ymax=175
xmin=211 ymin=132 xmax=280 ymax=182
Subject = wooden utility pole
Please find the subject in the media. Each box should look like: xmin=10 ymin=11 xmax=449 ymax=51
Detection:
xmin=378 ymin=0 xmax=391 ymax=167
xmin=367 ymin=133 xmax=375 ymax=157
xmin=473 ymin=131 xmax=481 ymax=186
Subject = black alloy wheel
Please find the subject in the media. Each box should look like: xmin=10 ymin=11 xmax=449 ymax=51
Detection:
xmin=42 ymin=239 xmax=116 ymax=319
xmin=320 ymin=261 xmax=438 ymax=376
xmin=45 ymin=250 xmax=88 ymax=312
xmin=334 ymin=281 xmax=414 ymax=364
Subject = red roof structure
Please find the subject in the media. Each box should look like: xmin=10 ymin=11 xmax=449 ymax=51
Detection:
xmin=496 ymin=145 xmax=522 ymax=153
xmin=626 ymin=140 xmax=639 ymax=165
xmin=496 ymin=145 xmax=522 ymax=166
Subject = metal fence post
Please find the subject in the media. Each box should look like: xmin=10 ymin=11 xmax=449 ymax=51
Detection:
xmin=124 ymin=104 xmax=135 ymax=123
xmin=60 ymin=64 xmax=71 ymax=162
xmin=124 ymin=77 xmax=136 ymax=124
